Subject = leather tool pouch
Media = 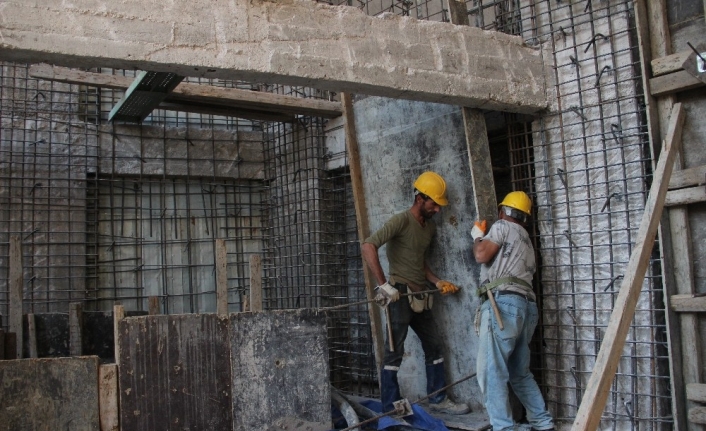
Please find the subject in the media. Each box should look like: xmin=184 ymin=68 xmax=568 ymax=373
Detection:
xmin=409 ymin=292 xmax=433 ymax=312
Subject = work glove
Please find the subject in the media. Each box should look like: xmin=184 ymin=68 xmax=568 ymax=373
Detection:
xmin=436 ymin=280 xmax=459 ymax=295
xmin=374 ymin=282 xmax=400 ymax=306
xmin=471 ymin=220 xmax=487 ymax=240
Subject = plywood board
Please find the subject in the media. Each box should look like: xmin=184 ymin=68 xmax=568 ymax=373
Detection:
xmin=0 ymin=357 xmax=100 ymax=431
xmin=230 ymin=309 xmax=330 ymax=431
xmin=118 ymin=314 xmax=232 ymax=431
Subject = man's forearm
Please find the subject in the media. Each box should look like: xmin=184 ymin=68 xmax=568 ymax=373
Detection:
xmin=361 ymin=242 xmax=387 ymax=285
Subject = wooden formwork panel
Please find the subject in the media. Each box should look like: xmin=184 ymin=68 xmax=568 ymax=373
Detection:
xmin=230 ymin=309 xmax=330 ymax=431
xmin=117 ymin=310 xmax=330 ymax=431
xmin=117 ymin=314 xmax=232 ymax=431
xmin=0 ymin=357 xmax=100 ymax=431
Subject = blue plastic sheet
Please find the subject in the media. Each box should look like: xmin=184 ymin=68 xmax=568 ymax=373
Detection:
xmin=359 ymin=400 xmax=450 ymax=431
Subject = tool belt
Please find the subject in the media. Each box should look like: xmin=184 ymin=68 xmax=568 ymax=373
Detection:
xmin=391 ymin=277 xmax=433 ymax=313
xmin=476 ymin=277 xmax=532 ymax=298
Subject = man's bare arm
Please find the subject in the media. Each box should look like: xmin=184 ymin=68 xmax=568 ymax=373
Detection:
xmin=361 ymin=242 xmax=387 ymax=286
xmin=473 ymin=238 xmax=500 ymax=264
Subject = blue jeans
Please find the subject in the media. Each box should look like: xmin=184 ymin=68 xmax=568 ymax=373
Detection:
xmin=476 ymin=292 xmax=554 ymax=431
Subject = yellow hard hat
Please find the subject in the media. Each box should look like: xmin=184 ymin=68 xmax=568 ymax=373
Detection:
xmin=413 ymin=172 xmax=448 ymax=206
xmin=499 ymin=191 xmax=532 ymax=216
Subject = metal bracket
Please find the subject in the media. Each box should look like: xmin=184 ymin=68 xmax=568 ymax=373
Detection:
xmin=392 ymin=398 xmax=413 ymax=418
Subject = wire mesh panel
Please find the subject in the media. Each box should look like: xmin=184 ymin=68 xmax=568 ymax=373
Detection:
xmin=261 ymin=106 xmax=378 ymax=396
xmin=0 ymin=63 xmax=98 ymax=315
xmin=89 ymin=177 xmax=263 ymax=314
xmin=525 ymin=1 xmax=670 ymax=429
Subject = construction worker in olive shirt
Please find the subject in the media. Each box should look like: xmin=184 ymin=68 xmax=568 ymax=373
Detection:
xmin=472 ymin=191 xmax=554 ymax=431
xmin=362 ymin=171 xmax=470 ymax=416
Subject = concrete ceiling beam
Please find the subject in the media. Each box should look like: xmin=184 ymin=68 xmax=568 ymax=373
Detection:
xmin=0 ymin=0 xmax=548 ymax=114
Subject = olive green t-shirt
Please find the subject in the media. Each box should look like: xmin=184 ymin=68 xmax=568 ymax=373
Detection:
xmin=364 ymin=210 xmax=435 ymax=287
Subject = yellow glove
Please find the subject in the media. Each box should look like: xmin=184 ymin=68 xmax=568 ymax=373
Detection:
xmin=436 ymin=280 xmax=459 ymax=295
xmin=471 ymin=220 xmax=487 ymax=240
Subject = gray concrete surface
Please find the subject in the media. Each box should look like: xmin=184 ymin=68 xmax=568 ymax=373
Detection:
xmin=0 ymin=0 xmax=547 ymax=114
xmin=0 ymin=357 xmax=100 ymax=431
xmin=352 ymin=95 xmax=484 ymax=411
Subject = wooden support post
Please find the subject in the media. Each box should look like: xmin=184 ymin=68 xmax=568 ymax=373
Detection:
xmin=4 ymin=333 xmax=17 ymax=360
xmin=249 ymin=254 xmax=263 ymax=312
xmin=341 ymin=92 xmax=384 ymax=373
xmin=27 ymin=313 xmax=38 ymax=358
xmin=635 ymin=3 xmax=694 ymax=430
xmin=215 ymin=238 xmax=229 ymax=316
xmin=99 ymin=364 xmax=120 ymax=431
xmin=113 ymin=305 xmax=125 ymax=363
xmin=69 ymin=302 xmax=83 ymax=356
xmin=571 ymin=103 xmax=684 ymax=431
xmin=148 ymin=296 xmax=160 ymax=315
xmin=448 ymin=0 xmax=498 ymax=221
xmin=0 ymin=329 xmax=5 ymax=359
xmin=9 ymin=234 xmax=23 ymax=359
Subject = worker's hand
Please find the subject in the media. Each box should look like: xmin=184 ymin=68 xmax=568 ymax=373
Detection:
xmin=436 ymin=280 xmax=460 ymax=295
xmin=471 ymin=220 xmax=487 ymax=240
xmin=374 ymin=282 xmax=400 ymax=306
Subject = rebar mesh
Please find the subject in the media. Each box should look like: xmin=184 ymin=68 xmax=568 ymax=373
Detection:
xmin=0 ymin=0 xmax=673 ymax=426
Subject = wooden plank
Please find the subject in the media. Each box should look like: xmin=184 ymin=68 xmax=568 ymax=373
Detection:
xmin=118 ymin=314 xmax=232 ymax=431
xmin=69 ymin=302 xmax=83 ymax=356
xmin=216 ymin=239 xmax=229 ymax=316
xmin=633 ymin=10 xmax=689 ymax=428
xmin=341 ymin=92 xmax=384 ymax=374
xmin=113 ymin=305 xmax=124 ymax=364
xmin=230 ymin=310 xmax=330 ymax=431
xmin=686 ymin=383 xmax=706 ymax=403
xmin=670 ymin=294 xmax=706 ymax=312
xmin=652 ymin=51 xmax=692 ymax=76
xmin=635 ymin=0 xmax=662 ymax=155
xmin=650 ymin=70 xmax=704 ymax=97
xmin=148 ymin=296 xmax=160 ymax=315
xmin=9 ymin=235 xmax=23 ymax=359
xmin=571 ymin=103 xmax=684 ymax=431
xmin=249 ymin=254 xmax=263 ymax=312
xmin=463 ymin=109 xmax=497 ymax=221
xmin=670 ymin=200 xmax=703 ymax=431
xmin=689 ymin=407 xmax=706 ymax=425
xmin=643 ymin=3 xmax=695 ymax=429
xmin=157 ymin=101 xmax=294 ymax=122
xmin=99 ymin=364 xmax=120 ymax=431
xmin=447 ymin=0 xmax=470 ymax=26
xmin=0 ymin=357 xmax=100 ymax=430
xmin=670 ymin=165 xmax=706 ymax=189
xmin=447 ymin=0 xmax=498 ymax=222
xmin=665 ymin=186 xmax=706 ymax=206
xmin=29 ymin=64 xmax=342 ymax=118
xmin=4 ymin=333 xmax=18 ymax=360
xmin=27 ymin=314 xmax=38 ymax=358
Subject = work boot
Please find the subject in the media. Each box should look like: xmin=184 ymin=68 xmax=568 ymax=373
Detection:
xmin=428 ymin=397 xmax=471 ymax=415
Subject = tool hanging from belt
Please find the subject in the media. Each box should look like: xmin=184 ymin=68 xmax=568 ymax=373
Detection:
xmin=476 ymin=277 xmax=533 ymax=331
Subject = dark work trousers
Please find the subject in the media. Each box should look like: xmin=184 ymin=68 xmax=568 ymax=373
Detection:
xmin=381 ymin=283 xmax=446 ymax=411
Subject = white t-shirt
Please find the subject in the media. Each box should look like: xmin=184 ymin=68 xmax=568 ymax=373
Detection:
xmin=479 ymin=219 xmax=536 ymax=296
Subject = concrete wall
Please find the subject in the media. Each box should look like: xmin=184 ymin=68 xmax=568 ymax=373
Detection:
xmin=352 ymin=95 xmax=483 ymax=410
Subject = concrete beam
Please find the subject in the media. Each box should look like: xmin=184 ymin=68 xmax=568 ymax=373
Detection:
xmin=0 ymin=0 xmax=547 ymax=114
